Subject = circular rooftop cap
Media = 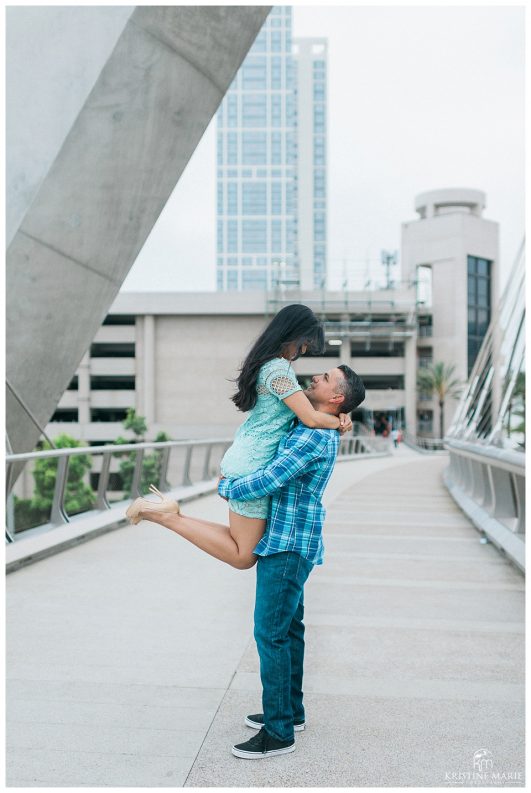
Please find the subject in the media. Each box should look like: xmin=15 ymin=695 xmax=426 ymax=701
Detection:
xmin=415 ymin=188 xmax=486 ymax=219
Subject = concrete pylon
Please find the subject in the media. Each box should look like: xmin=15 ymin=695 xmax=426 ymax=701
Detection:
xmin=6 ymin=5 xmax=271 ymax=457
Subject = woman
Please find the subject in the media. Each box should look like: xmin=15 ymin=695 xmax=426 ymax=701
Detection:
xmin=126 ymin=304 xmax=351 ymax=568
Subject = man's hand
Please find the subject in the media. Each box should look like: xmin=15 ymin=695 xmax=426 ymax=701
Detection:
xmin=217 ymin=475 xmax=228 ymax=501
xmin=338 ymin=413 xmax=353 ymax=435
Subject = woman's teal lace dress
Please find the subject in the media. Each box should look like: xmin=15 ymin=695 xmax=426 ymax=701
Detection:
xmin=220 ymin=357 xmax=302 ymax=519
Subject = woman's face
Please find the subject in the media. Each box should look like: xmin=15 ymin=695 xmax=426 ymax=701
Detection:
xmin=283 ymin=341 xmax=307 ymax=360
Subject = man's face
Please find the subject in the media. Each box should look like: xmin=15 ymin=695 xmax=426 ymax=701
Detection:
xmin=304 ymin=368 xmax=345 ymax=410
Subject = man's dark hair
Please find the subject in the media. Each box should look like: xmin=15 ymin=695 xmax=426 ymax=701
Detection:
xmin=336 ymin=365 xmax=365 ymax=414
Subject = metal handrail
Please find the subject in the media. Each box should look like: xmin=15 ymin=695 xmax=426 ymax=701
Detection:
xmin=444 ymin=438 xmax=525 ymax=571
xmin=6 ymin=433 xmax=388 ymax=542
xmin=6 ymin=438 xmax=233 ymax=541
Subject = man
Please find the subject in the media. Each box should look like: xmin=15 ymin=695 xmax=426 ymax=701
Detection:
xmin=218 ymin=365 xmax=365 ymax=759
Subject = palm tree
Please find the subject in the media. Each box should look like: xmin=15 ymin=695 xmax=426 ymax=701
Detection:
xmin=417 ymin=362 xmax=463 ymax=439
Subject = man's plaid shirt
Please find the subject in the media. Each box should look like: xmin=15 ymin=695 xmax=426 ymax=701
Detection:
xmin=218 ymin=422 xmax=340 ymax=565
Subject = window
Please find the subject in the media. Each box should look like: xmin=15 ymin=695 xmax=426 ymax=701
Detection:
xmin=90 ymin=376 xmax=135 ymax=390
xmin=271 ymin=220 xmax=282 ymax=253
xmin=313 ymin=106 xmax=325 ymax=133
xmin=271 ymin=56 xmax=282 ymax=89
xmin=417 ymin=315 xmax=433 ymax=337
xmin=271 ymin=182 xmax=282 ymax=215
xmin=242 ymin=220 xmax=267 ymax=252
xmin=217 ymin=220 xmax=223 ymax=253
xmin=271 ymin=32 xmax=282 ymax=52
xmin=355 ymin=377 xmax=405 ymax=391
xmin=217 ymin=133 xmax=223 ymax=165
xmin=242 ymin=270 xmax=267 ymax=290
xmin=217 ymin=184 xmax=223 ymax=215
xmin=102 ymin=315 xmax=136 ymax=326
xmin=51 ymin=408 xmax=78 ymax=422
xmin=242 ymin=95 xmax=267 ymax=127
xmin=227 ymin=96 xmax=238 ymax=127
xmin=227 ymin=132 xmax=238 ymax=164
xmin=418 ymin=348 xmax=433 ymax=369
xmin=417 ymin=410 xmax=433 ymax=433
xmin=242 ymin=57 xmax=267 ymax=90
xmin=227 ymin=183 xmax=237 ymax=214
xmin=227 ymin=220 xmax=238 ymax=253
xmin=242 ymin=132 xmax=267 ymax=165
xmin=351 ymin=341 xmax=405 ymax=357
xmin=91 ymin=408 xmax=129 ymax=422
xmin=271 ymin=95 xmax=282 ymax=127
xmin=272 ymin=132 xmax=282 ymax=164
xmin=217 ymin=269 xmax=224 ymax=290
xmin=242 ymin=183 xmax=267 ymax=215
xmin=314 ymin=172 xmax=326 ymax=198
xmin=90 ymin=343 xmax=135 ymax=358
xmin=227 ymin=270 xmax=239 ymax=290
xmin=416 ymin=265 xmax=432 ymax=307
xmin=467 ymin=255 xmax=492 ymax=375
xmin=67 ymin=376 xmax=78 ymax=390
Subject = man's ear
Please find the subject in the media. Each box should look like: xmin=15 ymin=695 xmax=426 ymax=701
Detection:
xmin=329 ymin=393 xmax=345 ymax=406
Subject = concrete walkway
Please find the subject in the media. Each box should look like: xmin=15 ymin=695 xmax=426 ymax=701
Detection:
xmin=6 ymin=448 xmax=525 ymax=787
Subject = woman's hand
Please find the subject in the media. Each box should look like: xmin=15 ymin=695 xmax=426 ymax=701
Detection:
xmin=217 ymin=475 xmax=228 ymax=501
xmin=338 ymin=413 xmax=353 ymax=435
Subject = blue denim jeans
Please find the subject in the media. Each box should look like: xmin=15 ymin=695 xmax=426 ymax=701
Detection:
xmin=254 ymin=551 xmax=314 ymax=742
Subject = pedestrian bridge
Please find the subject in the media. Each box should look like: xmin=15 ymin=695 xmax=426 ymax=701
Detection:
xmin=6 ymin=446 xmax=525 ymax=787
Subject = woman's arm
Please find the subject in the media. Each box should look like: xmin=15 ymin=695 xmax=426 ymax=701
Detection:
xmin=282 ymin=390 xmax=341 ymax=430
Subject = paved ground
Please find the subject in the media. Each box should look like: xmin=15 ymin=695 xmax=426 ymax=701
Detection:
xmin=6 ymin=447 xmax=525 ymax=787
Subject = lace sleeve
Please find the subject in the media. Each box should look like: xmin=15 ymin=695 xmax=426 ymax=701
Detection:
xmin=265 ymin=366 xmax=302 ymax=400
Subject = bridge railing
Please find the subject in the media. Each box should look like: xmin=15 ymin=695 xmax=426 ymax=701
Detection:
xmin=6 ymin=433 xmax=388 ymax=542
xmin=402 ymin=432 xmax=447 ymax=452
xmin=443 ymin=438 xmax=525 ymax=572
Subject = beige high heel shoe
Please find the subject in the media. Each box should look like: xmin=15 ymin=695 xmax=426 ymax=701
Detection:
xmin=125 ymin=484 xmax=180 ymax=525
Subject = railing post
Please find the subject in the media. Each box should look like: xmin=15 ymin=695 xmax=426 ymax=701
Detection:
xmin=182 ymin=445 xmax=193 ymax=486
xmin=96 ymin=452 xmax=112 ymax=510
xmin=131 ymin=449 xmax=145 ymax=497
xmin=512 ymin=472 xmax=525 ymax=534
xmin=202 ymin=444 xmax=213 ymax=480
xmin=50 ymin=455 xmax=70 ymax=526
xmin=158 ymin=447 xmax=172 ymax=491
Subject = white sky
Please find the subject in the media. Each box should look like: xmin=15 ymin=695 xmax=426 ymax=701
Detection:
xmin=121 ymin=4 xmax=525 ymax=294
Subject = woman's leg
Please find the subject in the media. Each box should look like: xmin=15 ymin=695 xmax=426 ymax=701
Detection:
xmin=138 ymin=507 xmax=265 ymax=570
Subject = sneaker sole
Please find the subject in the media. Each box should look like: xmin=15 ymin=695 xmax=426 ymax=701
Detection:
xmin=232 ymin=743 xmax=295 ymax=759
xmin=245 ymin=716 xmax=305 ymax=732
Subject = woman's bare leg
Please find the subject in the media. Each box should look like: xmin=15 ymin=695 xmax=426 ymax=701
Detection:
xmin=138 ymin=507 xmax=265 ymax=570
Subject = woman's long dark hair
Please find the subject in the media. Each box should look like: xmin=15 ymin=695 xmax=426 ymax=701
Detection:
xmin=232 ymin=304 xmax=325 ymax=412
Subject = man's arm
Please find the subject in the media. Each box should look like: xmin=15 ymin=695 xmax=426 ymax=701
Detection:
xmin=218 ymin=428 xmax=329 ymax=502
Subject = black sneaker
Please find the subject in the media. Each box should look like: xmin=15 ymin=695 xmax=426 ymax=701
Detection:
xmin=232 ymin=727 xmax=295 ymax=759
xmin=245 ymin=713 xmax=306 ymax=732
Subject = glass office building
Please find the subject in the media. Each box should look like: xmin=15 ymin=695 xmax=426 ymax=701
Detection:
xmin=216 ymin=7 xmax=327 ymax=291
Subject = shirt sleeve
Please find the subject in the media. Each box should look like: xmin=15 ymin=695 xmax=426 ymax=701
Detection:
xmin=264 ymin=363 xmax=302 ymax=400
xmin=218 ymin=428 xmax=328 ymax=501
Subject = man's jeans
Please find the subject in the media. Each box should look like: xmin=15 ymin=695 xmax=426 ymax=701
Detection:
xmin=254 ymin=551 xmax=314 ymax=743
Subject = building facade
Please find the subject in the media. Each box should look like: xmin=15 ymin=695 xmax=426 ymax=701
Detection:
xmin=48 ymin=189 xmax=499 ymax=447
xmin=401 ymin=188 xmax=499 ymax=436
xmin=216 ymin=7 xmax=327 ymax=291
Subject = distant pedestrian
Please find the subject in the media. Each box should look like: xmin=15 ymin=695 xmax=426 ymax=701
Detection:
xmin=391 ymin=428 xmax=399 ymax=448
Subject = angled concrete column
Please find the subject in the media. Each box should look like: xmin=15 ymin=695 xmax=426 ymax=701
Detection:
xmin=6 ymin=5 xmax=271 ymax=459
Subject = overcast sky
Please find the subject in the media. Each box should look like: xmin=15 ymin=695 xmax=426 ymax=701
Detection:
xmin=121 ymin=4 xmax=525 ymax=294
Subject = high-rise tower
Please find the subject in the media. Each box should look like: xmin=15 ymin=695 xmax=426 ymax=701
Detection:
xmin=216 ymin=7 xmax=327 ymax=291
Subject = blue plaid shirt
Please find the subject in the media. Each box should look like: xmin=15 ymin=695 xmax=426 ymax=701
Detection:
xmin=218 ymin=422 xmax=340 ymax=565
